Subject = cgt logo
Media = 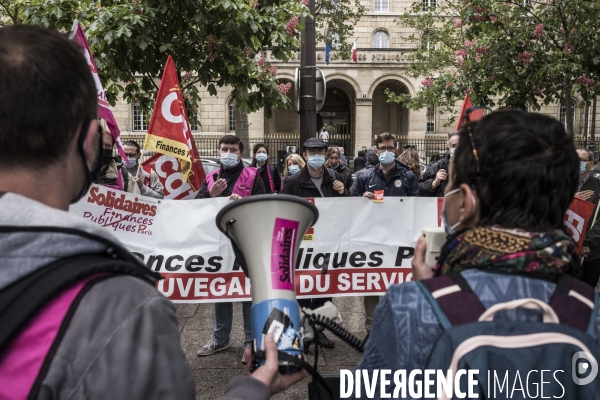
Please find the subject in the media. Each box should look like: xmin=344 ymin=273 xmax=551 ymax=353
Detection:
xmin=572 ymin=351 xmax=598 ymax=385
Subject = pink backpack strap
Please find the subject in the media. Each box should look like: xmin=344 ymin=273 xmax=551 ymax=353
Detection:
xmin=232 ymin=168 xmax=258 ymax=198
xmin=0 ymin=274 xmax=107 ymax=399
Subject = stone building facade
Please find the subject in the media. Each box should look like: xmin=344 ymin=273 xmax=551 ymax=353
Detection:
xmin=112 ymin=0 xmax=597 ymax=158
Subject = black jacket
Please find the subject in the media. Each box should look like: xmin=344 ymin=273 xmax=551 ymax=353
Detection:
xmin=329 ymin=163 xmax=354 ymax=191
xmin=354 ymin=161 xmax=419 ymax=197
xmin=194 ymin=162 xmax=266 ymax=198
xmin=420 ymin=154 xmax=450 ymax=197
xmin=256 ymin=163 xmax=281 ymax=193
xmin=280 ymin=166 xmax=348 ymax=198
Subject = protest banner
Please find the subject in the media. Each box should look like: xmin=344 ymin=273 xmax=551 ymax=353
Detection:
xmin=564 ymin=196 xmax=596 ymax=253
xmin=70 ymin=21 xmax=127 ymax=161
xmin=143 ymin=55 xmax=205 ymax=187
xmin=71 ymin=186 xmax=590 ymax=302
xmin=455 ymin=93 xmax=484 ymax=129
xmin=71 ymin=186 xmax=439 ymax=302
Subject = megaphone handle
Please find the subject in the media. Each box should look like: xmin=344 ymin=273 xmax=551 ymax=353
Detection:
xmin=249 ymin=342 xmax=333 ymax=400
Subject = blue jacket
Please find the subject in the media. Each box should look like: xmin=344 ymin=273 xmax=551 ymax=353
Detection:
xmin=353 ymin=160 xmax=419 ymax=197
xmin=354 ymin=269 xmax=600 ymax=399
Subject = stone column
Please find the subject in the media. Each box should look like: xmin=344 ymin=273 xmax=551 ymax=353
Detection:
xmin=355 ymin=98 xmax=373 ymax=155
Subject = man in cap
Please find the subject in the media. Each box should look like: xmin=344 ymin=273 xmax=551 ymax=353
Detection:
xmin=280 ymin=138 xmax=347 ymax=349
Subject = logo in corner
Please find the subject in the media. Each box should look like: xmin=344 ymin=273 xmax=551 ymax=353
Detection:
xmin=573 ymin=351 xmax=598 ymax=385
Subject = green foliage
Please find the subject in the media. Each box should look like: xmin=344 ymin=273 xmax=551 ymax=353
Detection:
xmin=20 ymin=0 xmax=311 ymax=119
xmin=0 ymin=0 xmax=22 ymax=25
xmin=391 ymin=0 xmax=600 ymax=133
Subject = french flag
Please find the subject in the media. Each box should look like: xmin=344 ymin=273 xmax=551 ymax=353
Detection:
xmin=351 ymin=41 xmax=357 ymax=63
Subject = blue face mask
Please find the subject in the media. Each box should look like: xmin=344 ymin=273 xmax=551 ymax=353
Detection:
xmin=378 ymin=151 xmax=395 ymax=166
xmin=125 ymin=157 xmax=137 ymax=168
xmin=221 ymin=152 xmax=240 ymax=169
xmin=307 ymin=154 xmax=325 ymax=170
xmin=580 ymin=161 xmax=588 ymax=175
xmin=255 ymin=153 xmax=268 ymax=163
xmin=288 ymin=165 xmax=301 ymax=175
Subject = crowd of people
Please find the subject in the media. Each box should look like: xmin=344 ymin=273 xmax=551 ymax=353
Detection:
xmin=2 ymin=24 xmax=600 ymax=400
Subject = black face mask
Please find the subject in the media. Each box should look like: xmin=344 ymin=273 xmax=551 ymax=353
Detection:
xmin=100 ymin=148 xmax=114 ymax=169
xmin=71 ymin=121 xmax=103 ymax=204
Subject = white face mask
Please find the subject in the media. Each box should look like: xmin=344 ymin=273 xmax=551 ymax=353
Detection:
xmin=441 ymin=187 xmax=477 ymax=236
xmin=255 ymin=153 xmax=268 ymax=163
xmin=220 ymin=152 xmax=239 ymax=169
xmin=288 ymin=165 xmax=301 ymax=175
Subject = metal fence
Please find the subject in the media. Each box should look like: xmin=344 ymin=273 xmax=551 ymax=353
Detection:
xmin=121 ymin=133 xmax=452 ymax=171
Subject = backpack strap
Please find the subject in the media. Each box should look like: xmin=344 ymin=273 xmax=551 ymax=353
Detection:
xmin=548 ymin=274 xmax=598 ymax=334
xmin=121 ymin=166 xmax=129 ymax=193
xmin=417 ymin=272 xmax=487 ymax=330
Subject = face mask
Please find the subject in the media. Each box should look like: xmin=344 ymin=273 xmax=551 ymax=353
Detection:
xmin=450 ymin=148 xmax=456 ymax=157
xmin=580 ymin=161 xmax=588 ymax=175
xmin=221 ymin=152 xmax=240 ymax=169
xmin=256 ymin=153 xmax=268 ymax=163
xmin=307 ymin=154 xmax=325 ymax=169
xmin=441 ymin=187 xmax=477 ymax=236
xmin=288 ymin=165 xmax=301 ymax=175
xmin=73 ymin=121 xmax=103 ymax=204
xmin=329 ymin=161 xmax=339 ymax=169
xmin=100 ymin=148 xmax=113 ymax=168
xmin=125 ymin=157 xmax=137 ymax=168
xmin=378 ymin=151 xmax=395 ymax=166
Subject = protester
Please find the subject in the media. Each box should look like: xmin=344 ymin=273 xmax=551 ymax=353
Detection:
xmin=0 ymin=24 xmax=195 ymax=399
xmin=281 ymin=153 xmax=305 ymax=188
xmin=420 ymin=131 xmax=459 ymax=197
xmin=349 ymin=149 xmax=379 ymax=195
xmin=354 ymin=132 xmax=419 ymax=199
xmin=251 ymin=143 xmax=281 ymax=194
xmin=353 ymin=133 xmax=419 ymax=332
xmin=397 ymin=147 xmax=422 ymax=180
xmin=280 ymin=137 xmax=347 ymax=349
xmin=122 ymin=140 xmax=165 ymax=198
xmin=94 ymin=129 xmax=140 ymax=194
xmin=354 ymin=111 xmax=594 ymax=398
xmin=575 ymin=148 xmax=600 ymax=288
xmin=325 ymin=146 xmax=353 ymax=190
xmin=354 ymin=150 xmax=366 ymax=172
xmin=339 ymin=146 xmax=347 ymax=165
xmin=195 ymin=135 xmax=265 ymax=362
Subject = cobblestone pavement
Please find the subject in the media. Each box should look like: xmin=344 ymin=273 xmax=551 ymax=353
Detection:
xmin=176 ymin=297 xmax=369 ymax=400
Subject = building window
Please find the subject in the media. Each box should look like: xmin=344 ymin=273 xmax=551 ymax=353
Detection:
xmin=421 ymin=31 xmax=436 ymax=52
xmin=189 ymin=110 xmax=199 ymax=132
xmin=423 ymin=0 xmax=436 ymax=11
xmin=373 ymin=30 xmax=389 ymax=49
xmin=228 ymin=100 xmax=236 ymax=133
xmin=560 ymin=100 xmax=575 ymax=131
xmin=426 ymin=106 xmax=435 ymax=132
xmin=132 ymin=102 xmax=149 ymax=132
xmin=374 ymin=0 xmax=389 ymax=12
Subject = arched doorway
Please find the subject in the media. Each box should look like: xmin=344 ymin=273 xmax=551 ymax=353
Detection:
xmin=319 ymin=79 xmax=356 ymax=154
xmin=372 ymin=80 xmax=409 ymax=136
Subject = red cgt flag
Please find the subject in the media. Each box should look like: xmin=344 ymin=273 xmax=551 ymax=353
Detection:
xmin=565 ymin=197 xmax=596 ymax=253
xmin=142 ymin=151 xmax=204 ymax=200
xmin=455 ymin=93 xmax=484 ymax=130
xmin=144 ymin=55 xmax=204 ymax=187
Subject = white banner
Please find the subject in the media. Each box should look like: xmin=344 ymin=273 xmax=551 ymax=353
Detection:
xmin=70 ymin=185 xmax=442 ymax=303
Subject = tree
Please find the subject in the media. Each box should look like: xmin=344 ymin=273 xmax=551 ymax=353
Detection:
xmin=390 ymin=0 xmax=600 ymax=134
xmin=20 ymin=0 xmax=363 ymax=138
xmin=315 ymin=0 xmax=365 ymax=58
xmin=0 ymin=0 xmax=22 ymax=25
xmin=21 ymin=0 xmax=310 ymax=125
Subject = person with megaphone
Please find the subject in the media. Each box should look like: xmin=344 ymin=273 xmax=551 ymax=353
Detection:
xmin=280 ymin=137 xmax=348 ymax=350
xmin=195 ymin=135 xmax=266 ymax=361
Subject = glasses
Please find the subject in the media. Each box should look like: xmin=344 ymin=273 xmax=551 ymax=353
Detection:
xmin=377 ymin=146 xmax=396 ymax=152
xmin=125 ymin=153 xmax=138 ymax=158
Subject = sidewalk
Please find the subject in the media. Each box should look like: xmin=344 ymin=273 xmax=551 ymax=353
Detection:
xmin=176 ymin=297 xmax=368 ymax=400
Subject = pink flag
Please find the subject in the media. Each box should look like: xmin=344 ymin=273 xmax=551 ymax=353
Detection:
xmin=70 ymin=20 xmax=127 ymax=160
xmin=351 ymin=41 xmax=357 ymax=63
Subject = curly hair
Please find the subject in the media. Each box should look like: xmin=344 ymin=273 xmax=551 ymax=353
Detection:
xmin=397 ymin=148 xmax=421 ymax=180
